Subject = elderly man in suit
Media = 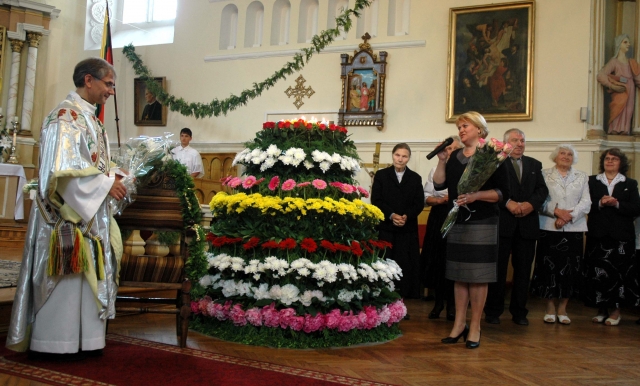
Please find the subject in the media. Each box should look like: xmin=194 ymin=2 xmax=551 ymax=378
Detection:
xmin=484 ymin=128 xmax=548 ymax=325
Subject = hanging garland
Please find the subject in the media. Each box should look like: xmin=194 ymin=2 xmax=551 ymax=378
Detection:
xmin=122 ymin=0 xmax=373 ymax=119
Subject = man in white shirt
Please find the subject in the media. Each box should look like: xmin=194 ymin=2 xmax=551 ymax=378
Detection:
xmin=171 ymin=128 xmax=204 ymax=178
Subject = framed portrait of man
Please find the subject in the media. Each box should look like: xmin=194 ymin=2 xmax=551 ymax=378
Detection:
xmin=446 ymin=1 xmax=534 ymax=122
xmin=134 ymin=77 xmax=167 ymax=126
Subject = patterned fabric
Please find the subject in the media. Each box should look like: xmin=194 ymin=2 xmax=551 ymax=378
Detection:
xmin=445 ymin=216 xmax=498 ymax=283
xmin=530 ymin=230 xmax=583 ymax=299
xmin=583 ymin=236 xmax=640 ymax=308
xmin=120 ymin=254 xmax=184 ymax=283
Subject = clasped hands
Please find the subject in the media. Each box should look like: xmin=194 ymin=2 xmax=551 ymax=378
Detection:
xmin=506 ymin=200 xmax=534 ymax=218
xmin=553 ymin=207 xmax=573 ymax=229
xmin=391 ymin=213 xmax=407 ymax=227
xmin=600 ymin=195 xmax=618 ymax=207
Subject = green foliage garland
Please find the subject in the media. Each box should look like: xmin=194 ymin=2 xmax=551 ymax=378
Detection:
xmin=160 ymin=160 xmax=208 ymax=298
xmin=122 ymin=0 xmax=373 ymax=118
xmin=190 ymin=315 xmax=402 ymax=349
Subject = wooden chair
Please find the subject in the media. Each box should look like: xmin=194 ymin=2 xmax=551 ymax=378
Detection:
xmin=114 ymin=172 xmax=192 ymax=348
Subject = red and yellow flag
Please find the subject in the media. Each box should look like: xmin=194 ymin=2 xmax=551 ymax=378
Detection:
xmin=96 ymin=2 xmax=113 ymax=123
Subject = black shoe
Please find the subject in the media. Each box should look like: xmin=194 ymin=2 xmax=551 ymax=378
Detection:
xmin=485 ymin=316 xmax=500 ymax=324
xmin=512 ymin=317 xmax=529 ymax=326
xmin=441 ymin=325 xmax=469 ymax=344
xmin=466 ymin=332 xmax=481 ymax=349
xmin=428 ymin=302 xmax=444 ymax=319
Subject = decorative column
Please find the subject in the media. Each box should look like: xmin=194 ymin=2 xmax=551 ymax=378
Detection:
xmin=587 ymin=0 xmax=606 ymax=140
xmin=20 ymin=32 xmax=42 ymax=137
xmin=5 ymin=39 xmax=24 ymax=132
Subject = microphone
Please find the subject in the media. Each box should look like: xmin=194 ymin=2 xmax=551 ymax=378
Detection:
xmin=426 ymin=137 xmax=454 ymax=160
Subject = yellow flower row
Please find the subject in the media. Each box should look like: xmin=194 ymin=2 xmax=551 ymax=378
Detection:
xmin=210 ymin=192 xmax=384 ymax=222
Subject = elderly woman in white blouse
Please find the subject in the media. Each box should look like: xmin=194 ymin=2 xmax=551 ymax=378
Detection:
xmin=530 ymin=144 xmax=591 ymax=325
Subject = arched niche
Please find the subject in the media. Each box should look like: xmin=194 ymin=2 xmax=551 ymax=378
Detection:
xmin=298 ymin=0 xmax=319 ymax=43
xmin=356 ymin=0 xmax=378 ymax=38
xmin=245 ymin=1 xmax=265 ymax=48
xmin=387 ymin=0 xmax=410 ymax=37
xmin=327 ymin=0 xmax=349 ymax=40
xmin=271 ymin=0 xmax=291 ymax=46
xmin=219 ymin=4 xmax=238 ymax=50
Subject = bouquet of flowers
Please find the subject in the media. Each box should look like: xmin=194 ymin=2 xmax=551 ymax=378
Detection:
xmin=110 ymin=134 xmax=173 ymax=215
xmin=0 ymin=126 xmax=11 ymax=160
xmin=440 ymin=138 xmax=512 ymax=238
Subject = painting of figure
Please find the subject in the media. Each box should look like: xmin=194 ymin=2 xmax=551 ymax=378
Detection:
xmin=447 ymin=2 xmax=534 ymax=121
xmin=347 ymin=69 xmax=377 ymax=112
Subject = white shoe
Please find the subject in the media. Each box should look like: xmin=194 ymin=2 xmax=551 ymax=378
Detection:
xmin=557 ymin=315 xmax=571 ymax=325
xmin=605 ymin=315 xmax=621 ymax=326
xmin=543 ymin=314 xmax=556 ymax=323
xmin=592 ymin=314 xmax=608 ymax=323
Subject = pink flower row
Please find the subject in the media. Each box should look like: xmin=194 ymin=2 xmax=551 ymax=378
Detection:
xmin=221 ymin=175 xmax=369 ymax=197
xmin=192 ymin=298 xmax=407 ymax=333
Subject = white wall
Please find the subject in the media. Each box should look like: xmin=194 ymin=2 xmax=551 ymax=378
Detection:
xmin=36 ymin=0 xmax=595 ymax=185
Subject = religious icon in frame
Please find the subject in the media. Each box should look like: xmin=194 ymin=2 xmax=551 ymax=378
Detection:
xmin=338 ymin=33 xmax=387 ymax=131
xmin=446 ymin=1 xmax=534 ymax=122
xmin=134 ymin=77 xmax=167 ymax=126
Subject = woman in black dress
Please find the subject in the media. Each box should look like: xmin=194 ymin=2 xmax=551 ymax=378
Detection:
xmin=421 ymin=136 xmax=461 ymax=320
xmin=584 ymin=148 xmax=640 ymax=326
xmin=371 ymin=143 xmax=426 ymax=305
xmin=433 ymin=112 xmax=509 ymax=349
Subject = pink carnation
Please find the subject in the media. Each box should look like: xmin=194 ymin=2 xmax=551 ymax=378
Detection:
xmin=268 ymin=176 xmax=280 ymax=191
xmin=296 ymin=182 xmax=311 ymax=188
xmin=289 ymin=316 xmax=305 ymax=331
xmin=363 ymin=305 xmax=381 ymax=329
xmin=281 ymin=179 xmax=296 ymax=191
xmin=227 ymin=177 xmax=242 ymax=188
xmin=279 ymin=308 xmax=296 ymax=329
xmin=325 ymin=309 xmax=342 ymax=329
xmin=387 ymin=300 xmax=407 ymax=325
xmin=197 ymin=296 xmax=211 ymax=315
xmin=242 ymin=176 xmax=257 ymax=189
xmin=378 ymin=305 xmax=391 ymax=325
xmin=312 ymin=179 xmax=327 ymax=190
xmin=230 ymin=304 xmax=247 ymax=326
xmin=262 ymin=303 xmax=280 ymax=328
xmin=245 ymin=307 xmax=263 ymax=326
xmin=191 ymin=301 xmax=200 ymax=314
xmin=303 ymin=314 xmax=326 ymax=333
xmin=338 ymin=311 xmax=358 ymax=332
xmin=356 ymin=186 xmax=370 ymax=198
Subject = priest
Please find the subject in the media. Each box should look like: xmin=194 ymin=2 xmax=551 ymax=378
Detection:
xmin=6 ymin=57 xmax=126 ymax=357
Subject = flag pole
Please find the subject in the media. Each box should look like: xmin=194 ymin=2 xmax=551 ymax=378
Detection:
xmin=113 ymin=90 xmax=121 ymax=148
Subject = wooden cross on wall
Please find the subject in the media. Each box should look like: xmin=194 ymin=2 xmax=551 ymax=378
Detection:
xmin=285 ymin=75 xmax=315 ymax=109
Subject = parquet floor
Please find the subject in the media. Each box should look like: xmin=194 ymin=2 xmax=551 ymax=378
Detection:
xmin=1 ymin=241 xmax=640 ymax=385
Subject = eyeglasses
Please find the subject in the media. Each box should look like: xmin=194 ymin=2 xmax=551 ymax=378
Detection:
xmin=604 ymin=156 xmax=620 ymax=162
xmin=92 ymin=75 xmax=116 ymax=90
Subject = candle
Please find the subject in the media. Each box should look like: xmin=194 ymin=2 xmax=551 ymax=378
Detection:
xmin=12 ymin=129 xmax=16 ymax=146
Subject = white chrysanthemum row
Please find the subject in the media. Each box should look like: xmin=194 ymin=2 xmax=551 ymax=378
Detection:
xmin=207 ymin=253 xmax=403 ymax=286
xmin=199 ymin=273 xmax=393 ymax=306
xmin=232 ymin=146 xmax=361 ymax=174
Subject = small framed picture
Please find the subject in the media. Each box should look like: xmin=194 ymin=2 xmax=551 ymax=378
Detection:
xmin=134 ymin=77 xmax=167 ymax=126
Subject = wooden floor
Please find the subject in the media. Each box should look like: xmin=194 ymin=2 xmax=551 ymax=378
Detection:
xmin=2 ymin=246 xmax=640 ymax=385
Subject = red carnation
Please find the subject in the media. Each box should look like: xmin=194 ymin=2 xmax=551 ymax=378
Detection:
xmin=361 ymin=240 xmax=373 ymax=253
xmin=320 ymin=240 xmax=336 ymax=253
xmin=206 ymin=233 xmax=217 ymax=242
xmin=278 ymin=121 xmax=286 ymax=129
xmin=329 ymin=124 xmax=338 ymax=132
xmin=350 ymin=241 xmax=363 ymax=257
xmin=293 ymin=121 xmax=301 ymax=128
xmin=212 ymin=236 xmax=228 ymax=248
xmin=338 ymin=126 xmax=348 ymax=134
xmin=261 ymin=240 xmax=280 ymax=249
xmin=243 ymin=237 xmax=260 ymax=250
xmin=300 ymin=238 xmax=318 ymax=253
xmin=278 ymin=238 xmax=297 ymax=250
xmin=229 ymin=237 xmax=243 ymax=244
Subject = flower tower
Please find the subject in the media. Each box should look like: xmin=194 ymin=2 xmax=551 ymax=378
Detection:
xmin=191 ymin=119 xmax=406 ymax=348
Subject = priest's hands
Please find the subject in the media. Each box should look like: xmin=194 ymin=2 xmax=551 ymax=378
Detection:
xmin=109 ymin=178 xmax=127 ymax=201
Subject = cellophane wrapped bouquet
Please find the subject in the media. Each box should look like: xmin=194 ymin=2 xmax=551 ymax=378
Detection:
xmin=110 ymin=134 xmax=174 ymax=215
xmin=440 ymin=138 xmax=512 ymax=238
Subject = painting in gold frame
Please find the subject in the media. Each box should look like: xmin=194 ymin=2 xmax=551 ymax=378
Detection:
xmin=446 ymin=1 xmax=534 ymax=122
xmin=134 ymin=77 xmax=167 ymax=126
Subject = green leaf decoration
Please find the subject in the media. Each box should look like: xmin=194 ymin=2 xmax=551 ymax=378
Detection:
xmin=122 ymin=0 xmax=373 ymax=118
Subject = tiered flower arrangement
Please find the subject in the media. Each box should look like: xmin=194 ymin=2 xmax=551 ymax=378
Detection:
xmin=191 ymin=119 xmax=407 ymax=348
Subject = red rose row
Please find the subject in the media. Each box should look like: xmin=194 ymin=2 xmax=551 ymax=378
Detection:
xmin=262 ymin=120 xmax=348 ymax=134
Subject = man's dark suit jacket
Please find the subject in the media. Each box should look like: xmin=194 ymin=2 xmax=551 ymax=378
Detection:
xmin=371 ymin=166 xmax=425 ymax=234
xmin=142 ymin=100 xmax=162 ymax=121
xmin=497 ymin=155 xmax=548 ymax=239
xmin=587 ymin=176 xmax=640 ymax=241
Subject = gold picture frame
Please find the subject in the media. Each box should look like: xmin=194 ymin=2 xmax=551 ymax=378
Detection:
xmin=134 ymin=77 xmax=167 ymax=126
xmin=446 ymin=1 xmax=534 ymax=122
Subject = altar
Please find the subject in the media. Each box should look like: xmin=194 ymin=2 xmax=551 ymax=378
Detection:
xmin=0 ymin=164 xmax=26 ymax=221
